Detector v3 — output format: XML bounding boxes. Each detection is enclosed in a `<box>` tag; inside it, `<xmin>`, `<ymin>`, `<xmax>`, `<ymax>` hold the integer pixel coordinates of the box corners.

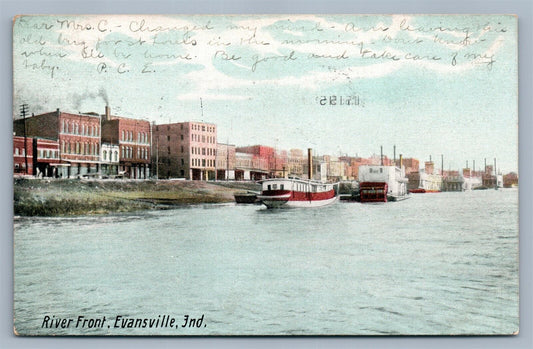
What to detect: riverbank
<box><xmin>13</xmin><ymin>178</ymin><xmax>261</xmax><ymax>216</ymax></box>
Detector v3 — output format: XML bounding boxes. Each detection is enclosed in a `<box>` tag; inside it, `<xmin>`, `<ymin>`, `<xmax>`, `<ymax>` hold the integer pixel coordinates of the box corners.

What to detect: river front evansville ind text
<box><xmin>41</xmin><ymin>314</ymin><xmax>206</xmax><ymax>329</ymax></box>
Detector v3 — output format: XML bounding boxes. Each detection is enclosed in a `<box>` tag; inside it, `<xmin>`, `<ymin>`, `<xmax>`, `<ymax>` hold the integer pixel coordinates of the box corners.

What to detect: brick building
<box><xmin>33</xmin><ymin>138</ymin><xmax>60</xmax><ymax>177</ymax></box>
<box><xmin>153</xmin><ymin>121</ymin><xmax>217</xmax><ymax>180</ymax></box>
<box><xmin>14</xmin><ymin>109</ymin><xmax>101</xmax><ymax>178</ymax></box>
<box><xmin>14</xmin><ymin>135</ymin><xmax>62</xmax><ymax>177</ymax></box>
<box><xmin>235</xmin><ymin>145</ymin><xmax>273</xmax><ymax>180</ymax></box>
<box><xmin>13</xmin><ymin>136</ymin><xmax>34</xmax><ymax>175</ymax></box>
<box><xmin>101</xmin><ymin>106</ymin><xmax>151</xmax><ymax>179</ymax></box>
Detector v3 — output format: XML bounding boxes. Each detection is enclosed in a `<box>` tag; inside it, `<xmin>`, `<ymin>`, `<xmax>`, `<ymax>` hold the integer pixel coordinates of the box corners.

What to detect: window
<box><xmin>122</xmin><ymin>130</ymin><xmax>125</xmax><ymax>141</ymax></box>
<box><xmin>15</xmin><ymin>148</ymin><xmax>19</xmax><ymax>156</ymax></box>
<box><xmin>103</xmin><ymin>150</ymin><xmax>107</xmax><ymax>161</ymax></box>
<box><xmin>280</xmin><ymin>184</ymin><xmax>284</xmax><ymax>190</ymax></box>
<box><xmin>202</xmin><ymin>159</ymin><xmax>206</xmax><ymax>167</ymax></box>
<box><xmin>180</xmin><ymin>134</ymin><xmax>183</xmax><ymax>140</ymax></box>
<box><xmin>181</xmin><ymin>146</ymin><xmax>184</xmax><ymax>153</ymax></box>
<box><xmin>181</xmin><ymin>159</ymin><xmax>184</xmax><ymax>165</ymax></box>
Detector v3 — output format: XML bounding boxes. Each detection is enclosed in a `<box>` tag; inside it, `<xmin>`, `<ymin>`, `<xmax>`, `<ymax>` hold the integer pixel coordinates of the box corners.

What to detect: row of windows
<box><xmin>191</xmin><ymin>133</ymin><xmax>215</xmax><ymax>144</ymax></box>
<box><xmin>122</xmin><ymin>130</ymin><xmax>149</xmax><ymax>143</ymax></box>
<box><xmin>102</xmin><ymin>150</ymin><xmax>119</xmax><ymax>162</ymax></box>
<box><xmin>191</xmin><ymin>158</ymin><xmax>215</xmax><ymax>167</ymax></box>
<box><xmin>192</xmin><ymin>124</ymin><xmax>215</xmax><ymax>133</ymax></box>
<box><xmin>62</xmin><ymin>120</ymin><xmax>100</xmax><ymax>137</ymax></box>
<box><xmin>192</xmin><ymin>147</ymin><xmax>216</xmax><ymax>156</ymax></box>
<box><xmin>38</xmin><ymin>149</ymin><xmax>59</xmax><ymax>159</ymax></box>
<box><xmin>13</xmin><ymin>148</ymin><xmax>26</xmax><ymax>156</ymax></box>
<box><xmin>121</xmin><ymin>146</ymin><xmax>149</xmax><ymax>160</ymax></box>
<box><xmin>61</xmin><ymin>141</ymin><xmax>99</xmax><ymax>156</ymax></box>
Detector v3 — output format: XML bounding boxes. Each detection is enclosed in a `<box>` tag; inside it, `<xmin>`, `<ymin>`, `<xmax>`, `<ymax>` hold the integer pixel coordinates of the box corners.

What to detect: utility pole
<box><xmin>156</xmin><ymin>136</ymin><xmax>159</xmax><ymax>179</ymax></box>
<box><xmin>20</xmin><ymin>104</ymin><xmax>29</xmax><ymax>175</ymax></box>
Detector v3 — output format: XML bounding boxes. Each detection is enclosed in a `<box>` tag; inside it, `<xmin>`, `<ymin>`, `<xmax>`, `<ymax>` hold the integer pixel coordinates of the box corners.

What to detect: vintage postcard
<box><xmin>12</xmin><ymin>14</ymin><xmax>518</xmax><ymax>335</ymax></box>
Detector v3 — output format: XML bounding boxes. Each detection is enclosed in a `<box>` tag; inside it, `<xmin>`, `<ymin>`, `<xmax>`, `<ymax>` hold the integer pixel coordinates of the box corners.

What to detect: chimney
<box><xmin>399</xmin><ymin>154</ymin><xmax>403</xmax><ymax>169</ymax></box>
<box><xmin>105</xmin><ymin>105</ymin><xmax>110</xmax><ymax>121</ymax></box>
<box><xmin>308</xmin><ymin>148</ymin><xmax>313</xmax><ymax>180</ymax></box>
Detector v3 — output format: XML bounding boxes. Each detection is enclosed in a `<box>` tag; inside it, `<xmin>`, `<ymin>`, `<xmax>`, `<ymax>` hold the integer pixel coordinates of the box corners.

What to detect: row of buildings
<box><xmin>12</xmin><ymin>106</ymin><xmax>519</xmax><ymax>188</ymax></box>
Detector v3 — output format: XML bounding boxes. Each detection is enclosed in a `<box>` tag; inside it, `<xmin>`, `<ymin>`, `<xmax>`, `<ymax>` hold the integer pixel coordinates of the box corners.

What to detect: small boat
<box><xmin>234</xmin><ymin>191</ymin><xmax>259</xmax><ymax>204</ymax></box>
<box><xmin>257</xmin><ymin>178</ymin><xmax>337</xmax><ymax>208</ymax></box>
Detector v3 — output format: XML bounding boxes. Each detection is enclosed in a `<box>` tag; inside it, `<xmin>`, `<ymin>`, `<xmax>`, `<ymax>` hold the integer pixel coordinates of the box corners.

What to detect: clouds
<box><xmin>12</xmin><ymin>15</ymin><xmax>518</xmax><ymax>171</ymax></box>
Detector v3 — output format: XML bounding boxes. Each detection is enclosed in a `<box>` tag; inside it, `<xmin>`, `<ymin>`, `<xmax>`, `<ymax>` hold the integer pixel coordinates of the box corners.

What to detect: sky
<box><xmin>12</xmin><ymin>14</ymin><xmax>518</xmax><ymax>173</ymax></box>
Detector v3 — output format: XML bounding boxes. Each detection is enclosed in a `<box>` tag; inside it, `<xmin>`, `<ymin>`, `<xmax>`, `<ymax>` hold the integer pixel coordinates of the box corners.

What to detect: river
<box><xmin>14</xmin><ymin>189</ymin><xmax>519</xmax><ymax>335</ymax></box>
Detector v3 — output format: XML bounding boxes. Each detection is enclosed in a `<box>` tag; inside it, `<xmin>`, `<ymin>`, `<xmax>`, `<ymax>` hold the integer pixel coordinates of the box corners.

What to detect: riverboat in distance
<box><xmin>357</xmin><ymin>153</ymin><xmax>409</xmax><ymax>203</ymax></box>
<box><xmin>257</xmin><ymin>148</ymin><xmax>338</xmax><ymax>208</ymax></box>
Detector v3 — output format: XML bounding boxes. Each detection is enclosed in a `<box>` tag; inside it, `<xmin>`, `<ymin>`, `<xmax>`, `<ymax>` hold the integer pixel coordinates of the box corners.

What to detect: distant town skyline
<box><xmin>13</xmin><ymin>15</ymin><xmax>518</xmax><ymax>173</ymax></box>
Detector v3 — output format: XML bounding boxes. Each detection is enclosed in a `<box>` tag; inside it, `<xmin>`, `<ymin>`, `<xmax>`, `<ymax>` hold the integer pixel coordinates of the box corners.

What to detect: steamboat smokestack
<box><xmin>307</xmin><ymin>148</ymin><xmax>313</xmax><ymax>180</ymax></box>
<box><xmin>380</xmin><ymin>146</ymin><xmax>383</xmax><ymax>166</ymax></box>
<box><xmin>399</xmin><ymin>154</ymin><xmax>403</xmax><ymax>169</ymax></box>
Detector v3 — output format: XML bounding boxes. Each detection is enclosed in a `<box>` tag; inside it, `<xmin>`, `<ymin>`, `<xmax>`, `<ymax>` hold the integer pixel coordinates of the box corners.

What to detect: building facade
<box><xmin>100</xmin><ymin>143</ymin><xmax>120</xmax><ymax>177</ymax></box>
<box><xmin>101</xmin><ymin>107</ymin><xmax>151</xmax><ymax>179</ymax></box>
<box><xmin>153</xmin><ymin>121</ymin><xmax>217</xmax><ymax>180</ymax></box>
<box><xmin>13</xmin><ymin>136</ymin><xmax>34</xmax><ymax>175</ymax></box>
<box><xmin>216</xmin><ymin>143</ymin><xmax>236</xmax><ymax>180</ymax></box>
<box><xmin>14</xmin><ymin>109</ymin><xmax>101</xmax><ymax>178</ymax></box>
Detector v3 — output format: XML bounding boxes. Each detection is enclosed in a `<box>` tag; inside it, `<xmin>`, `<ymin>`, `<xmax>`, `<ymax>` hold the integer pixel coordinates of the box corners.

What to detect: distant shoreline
<box><xmin>13</xmin><ymin>178</ymin><xmax>261</xmax><ymax>217</ymax></box>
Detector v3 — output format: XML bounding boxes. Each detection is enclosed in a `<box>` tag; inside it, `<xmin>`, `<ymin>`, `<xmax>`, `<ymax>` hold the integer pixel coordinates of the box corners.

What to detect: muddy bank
<box><xmin>13</xmin><ymin>178</ymin><xmax>260</xmax><ymax>216</ymax></box>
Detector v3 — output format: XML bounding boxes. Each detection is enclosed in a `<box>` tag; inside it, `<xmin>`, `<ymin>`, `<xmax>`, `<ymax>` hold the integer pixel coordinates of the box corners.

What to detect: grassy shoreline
<box><xmin>13</xmin><ymin>178</ymin><xmax>261</xmax><ymax>217</ymax></box>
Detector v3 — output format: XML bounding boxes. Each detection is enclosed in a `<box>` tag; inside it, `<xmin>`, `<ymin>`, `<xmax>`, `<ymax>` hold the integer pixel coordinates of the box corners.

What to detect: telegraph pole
<box><xmin>20</xmin><ymin>104</ymin><xmax>29</xmax><ymax>174</ymax></box>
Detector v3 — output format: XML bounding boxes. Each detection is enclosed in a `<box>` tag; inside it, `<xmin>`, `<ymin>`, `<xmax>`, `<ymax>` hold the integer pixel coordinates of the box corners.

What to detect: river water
<box><xmin>14</xmin><ymin>189</ymin><xmax>519</xmax><ymax>335</ymax></box>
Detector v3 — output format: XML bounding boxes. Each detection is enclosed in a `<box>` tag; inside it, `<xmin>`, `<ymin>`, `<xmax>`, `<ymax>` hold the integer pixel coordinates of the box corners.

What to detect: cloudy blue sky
<box><xmin>13</xmin><ymin>15</ymin><xmax>518</xmax><ymax>172</ymax></box>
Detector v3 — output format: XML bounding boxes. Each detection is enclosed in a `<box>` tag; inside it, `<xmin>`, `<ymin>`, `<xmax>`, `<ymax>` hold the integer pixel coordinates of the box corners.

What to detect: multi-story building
<box><xmin>235</xmin><ymin>152</ymin><xmax>254</xmax><ymax>180</ymax></box>
<box><xmin>13</xmin><ymin>136</ymin><xmax>33</xmax><ymax>175</ymax></box>
<box><xmin>100</xmin><ymin>143</ymin><xmax>120</xmax><ymax>177</ymax></box>
<box><xmin>153</xmin><ymin>121</ymin><xmax>217</xmax><ymax>180</ymax></box>
<box><xmin>14</xmin><ymin>109</ymin><xmax>101</xmax><ymax>178</ymax></box>
<box><xmin>101</xmin><ymin>106</ymin><xmax>151</xmax><ymax>179</ymax></box>
<box><xmin>235</xmin><ymin>145</ymin><xmax>272</xmax><ymax>180</ymax></box>
<box><xmin>33</xmin><ymin>138</ymin><xmax>60</xmax><ymax>177</ymax></box>
<box><xmin>287</xmin><ymin>149</ymin><xmax>305</xmax><ymax>177</ymax></box>
<box><xmin>216</xmin><ymin>143</ymin><xmax>236</xmax><ymax>180</ymax></box>
<box><xmin>13</xmin><ymin>135</ymin><xmax>60</xmax><ymax>177</ymax></box>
